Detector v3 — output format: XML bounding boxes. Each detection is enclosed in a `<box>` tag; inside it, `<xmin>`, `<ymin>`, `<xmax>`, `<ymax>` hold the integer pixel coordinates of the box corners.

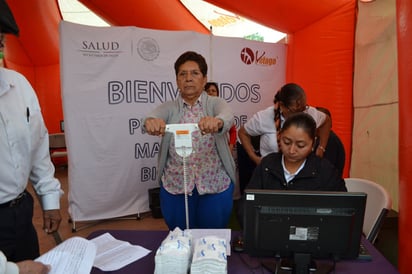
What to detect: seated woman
<box><xmin>234</xmin><ymin>112</ymin><xmax>345</xmax><ymax>252</ymax></box>
<box><xmin>246</xmin><ymin>112</ymin><xmax>346</xmax><ymax>191</ymax></box>
<box><xmin>237</xmin><ymin>83</ymin><xmax>331</xmax><ymax>196</ymax></box>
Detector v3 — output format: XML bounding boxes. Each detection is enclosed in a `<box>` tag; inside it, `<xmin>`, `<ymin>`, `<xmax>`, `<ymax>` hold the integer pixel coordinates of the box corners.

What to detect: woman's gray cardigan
<box><xmin>143</xmin><ymin>92</ymin><xmax>236</xmax><ymax>186</ymax></box>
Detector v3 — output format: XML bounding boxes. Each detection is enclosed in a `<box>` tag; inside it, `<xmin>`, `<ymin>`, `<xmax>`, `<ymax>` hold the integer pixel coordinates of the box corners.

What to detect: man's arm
<box><xmin>1</xmin><ymin>251</ymin><xmax>50</xmax><ymax>274</ymax></box>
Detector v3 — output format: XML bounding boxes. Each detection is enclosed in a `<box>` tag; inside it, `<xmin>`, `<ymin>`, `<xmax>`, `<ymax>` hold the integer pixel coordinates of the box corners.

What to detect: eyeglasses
<box><xmin>177</xmin><ymin>70</ymin><xmax>203</xmax><ymax>79</ymax></box>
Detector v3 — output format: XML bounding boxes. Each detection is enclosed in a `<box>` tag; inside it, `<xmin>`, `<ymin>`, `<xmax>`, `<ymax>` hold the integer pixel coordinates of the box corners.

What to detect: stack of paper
<box><xmin>35</xmin><ymin>233</ymin><xmax>152</xmax><ymax>274</ymax></box>
<box><xmin>35</xmin><ymin>237</ymin><xmax>96</xmax><ymax>274</ymax></box>
<box><xmin>190</xmin><ymin>236</ymin><xmax>227</xmax><ymax>274</ymax></box>
<box><xmin>90</xmin><ymin>233</ymin><xmax>151</xmax><ymax>271</ymax></box>
<box><xmin>154</xmin><ymin>228</ymin><xmax>193</xmax><ymax>274</ymax></box>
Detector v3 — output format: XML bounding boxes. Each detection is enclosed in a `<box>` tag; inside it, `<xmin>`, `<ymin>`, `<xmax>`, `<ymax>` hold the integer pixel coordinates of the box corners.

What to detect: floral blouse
<box><xmin>161</xmin><ymin>100</ymin><xmax>231</xmax><ymax>195</ymax></box>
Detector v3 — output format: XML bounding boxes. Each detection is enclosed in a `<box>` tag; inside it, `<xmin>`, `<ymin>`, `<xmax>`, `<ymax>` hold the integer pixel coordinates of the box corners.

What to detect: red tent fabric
<box><xmin>397</xmin><ymin>0</ymin><xmax>412</xmax><ymax>271</ymax></box>
<box><xmin>4</xmin><ymin>0</ymin><xmax>62</xmax><ymax>133</ymax></box>
<box><xmin>4</xmin><ymin>0</ymin><xmax>411</xmax><ymax>270</ymax></box>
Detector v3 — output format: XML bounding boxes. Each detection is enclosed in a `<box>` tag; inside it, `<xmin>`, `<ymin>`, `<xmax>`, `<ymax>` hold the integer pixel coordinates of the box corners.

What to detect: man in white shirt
<box><xmin>0</xmin><ymin>251</ymin><xmax>49</xmax><ymax>274</ymax></box>
<box><xmin>0</xmin><ymin>3</ymin><xmax>63</xmax><ymax>262</ymax></box>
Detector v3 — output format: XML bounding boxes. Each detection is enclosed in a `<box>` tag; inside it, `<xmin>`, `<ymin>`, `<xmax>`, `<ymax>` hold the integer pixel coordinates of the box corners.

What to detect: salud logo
<box><xmin>240</xmin><ymin>47</ymin><xmax>277</xmax><ymax>66</ymax></box>
<box><xmin>78</xmin><ymin>40</ymin><xmax>123</xmax><ymax>57</ymax></box>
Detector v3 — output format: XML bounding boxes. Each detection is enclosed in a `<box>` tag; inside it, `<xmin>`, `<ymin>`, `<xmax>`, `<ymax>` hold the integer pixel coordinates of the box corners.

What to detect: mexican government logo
<box><xmin>137</xmin><ymin>37</ymin><xmax>160</xmax><ymax>61</ymax></box>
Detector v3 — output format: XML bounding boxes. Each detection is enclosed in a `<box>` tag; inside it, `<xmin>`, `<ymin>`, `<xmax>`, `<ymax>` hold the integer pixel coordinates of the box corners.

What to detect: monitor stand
<box><xmin>261</xmin><ymin>253</ymin><xmax>335</xmax><ymax>274</ymax></box>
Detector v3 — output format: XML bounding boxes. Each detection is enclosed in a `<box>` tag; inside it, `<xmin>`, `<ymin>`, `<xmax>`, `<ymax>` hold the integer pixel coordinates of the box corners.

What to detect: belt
<box><xmin>0</xmin><ymin>192</ymin><xmax>27</xmax><ymax>208</ymax></box>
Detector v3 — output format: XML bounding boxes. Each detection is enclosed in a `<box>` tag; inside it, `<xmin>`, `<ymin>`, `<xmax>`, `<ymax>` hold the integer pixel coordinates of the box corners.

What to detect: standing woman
<box><xmin>144</xmin><ymin>51</ymin><xmax>236</xmax><ymax>230</ymax></box>
<box><xmin>237</xmin><ymin>83</ymin><xmax>332</xmax><ymax>194</ymax></box>
<box><xmin>238</xmin><ymin>82</ymin><xmax>331</xmax><ymax>167</ymax></box>
<box><xmin>205</xmin><ymin>82</ymin><xmax>237</xmax><ymax>152</ymax></box>
<box><xmin>205</xmin><ymin>81</ymin><xmax>240</xmax><ymax>201</ymax></box>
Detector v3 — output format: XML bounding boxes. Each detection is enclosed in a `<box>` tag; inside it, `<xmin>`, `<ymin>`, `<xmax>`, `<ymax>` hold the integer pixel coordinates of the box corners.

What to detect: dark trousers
<box><xmin>160</xmin><ymin>183</ymin><xmax>234</xmax><ymax>230</ymax></box>
<box><xmin>236</xmin><ymin>141</ymin><xmax>257</xmax><ymax>195</ymax></box>
<box><xmin>236</xmin><ymin>142</ymin><xmax>258</xmax><ymax>230</ymax></box>
<box><xmin>0</xmin><ymin>191</ymin><xmax>40</xmax><ymax>262</ymax></box>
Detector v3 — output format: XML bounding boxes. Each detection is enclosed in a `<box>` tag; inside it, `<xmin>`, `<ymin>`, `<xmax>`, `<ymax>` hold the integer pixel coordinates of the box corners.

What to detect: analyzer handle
<box><xmin>165</xmin><ymin>123</ymin><xmax>199</xmax><ymax>157</ymax></box>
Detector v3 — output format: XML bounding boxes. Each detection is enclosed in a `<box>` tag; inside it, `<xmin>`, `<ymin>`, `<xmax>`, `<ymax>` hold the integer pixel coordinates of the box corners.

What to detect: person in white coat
<box><xmin>0</xmin><ymin>251</ymin><xmax>49</xmax><ymax>274</ymax></box>
<box><xmin>0</xmin><ymin>5</ymin><xmax>63</xmax><ymax>262</ymax></box>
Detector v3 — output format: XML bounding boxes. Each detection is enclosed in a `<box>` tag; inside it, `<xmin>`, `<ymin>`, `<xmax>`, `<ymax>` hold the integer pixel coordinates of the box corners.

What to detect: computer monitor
<box><xmin>243</xmin><ymin>189</ymin><xmax>367</xmax><ymax>273</ymax></box>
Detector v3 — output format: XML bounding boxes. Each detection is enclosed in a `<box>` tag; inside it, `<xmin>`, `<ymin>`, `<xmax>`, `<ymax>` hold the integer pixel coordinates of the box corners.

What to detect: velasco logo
<box><xmin>240</xmin><ymin>47</ymin><xmax>277</xmax><ymax>66</ymax></box>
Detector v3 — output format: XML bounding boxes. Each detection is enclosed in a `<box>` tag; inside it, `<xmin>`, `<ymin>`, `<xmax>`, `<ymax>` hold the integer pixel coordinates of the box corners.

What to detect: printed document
<box><xmin>35</xmin><ymin>233</ymin><xmax>152</xmax><ymax>273</ymax></box>
<box><xmin>90</xmin><ymin>232</ymin><xmax>151</xmax><ymax>271</ymax></box>
<box><xmin>35</xmin><ymin>236</ymin><xmax>96</xmax><ymax>274</ymax></box>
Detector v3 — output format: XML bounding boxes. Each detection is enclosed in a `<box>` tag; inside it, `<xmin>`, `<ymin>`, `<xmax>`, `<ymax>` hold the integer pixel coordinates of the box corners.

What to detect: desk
<box><xmin>88</xmin><ymin>230</ymin><xmax>399</xmax><ymax>274</ymax></box>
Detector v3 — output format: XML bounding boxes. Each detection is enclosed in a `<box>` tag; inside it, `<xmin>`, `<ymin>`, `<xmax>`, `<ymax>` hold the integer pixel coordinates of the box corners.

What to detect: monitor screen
<box><xmin>243</xmin><ymin>189</ymin><xmax>366</xmax><ymax>265</ymax></box>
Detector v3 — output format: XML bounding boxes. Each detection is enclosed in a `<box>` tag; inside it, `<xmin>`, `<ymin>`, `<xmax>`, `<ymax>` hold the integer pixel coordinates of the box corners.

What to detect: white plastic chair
<box><xmin>344</xmin><ymin>178</ymin><xmax>392</xmax><ymax>244</ymax></box>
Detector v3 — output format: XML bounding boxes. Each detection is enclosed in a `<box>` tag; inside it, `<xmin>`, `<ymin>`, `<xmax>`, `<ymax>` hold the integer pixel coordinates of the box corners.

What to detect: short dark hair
<box><xmin>0</xmin><ymin>0</ymin><xmax>20</xmax><ymax>36</ymax></box>
<box><xmin>205</xmin><ymin>82</ymin><xmax>219</xmax><ymax>95</ymax></box>
<box><xmin>174</xmin><ymin>51</ymin><xmax>208</xmax><ymax>77</ymax></box>
<box><xmin>281</xmin><ymin>112</ymin><xmax>316</xmax><ymax>141</ymax></box>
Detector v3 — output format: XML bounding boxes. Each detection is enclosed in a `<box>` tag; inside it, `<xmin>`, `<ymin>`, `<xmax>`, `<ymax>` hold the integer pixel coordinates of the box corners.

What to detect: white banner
<box><xmin>59</xmin><ymin>21</ymin><xmax>286</xmax><ymax>222</ymax></box>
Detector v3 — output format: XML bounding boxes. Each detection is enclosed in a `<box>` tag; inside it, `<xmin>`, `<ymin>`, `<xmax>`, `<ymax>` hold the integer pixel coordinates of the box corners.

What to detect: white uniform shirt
<box><xmin>243</xmin><ymin>106</ymin><xmax>278</xmax><ymax>157</ymax></box>
<box><xmin>243</xmin><ymin>105</ymin><xmax>326</xmax><ymax>157</ymax></box>
<box><xmin>0</xmin><ymin>252</ymin><xmax>18</xmax><ymax>274</ymax></box>
<box><xmin>0</xmin><ymin>68</ymin><xmax>62</xmax><ymax>209</ymax></box>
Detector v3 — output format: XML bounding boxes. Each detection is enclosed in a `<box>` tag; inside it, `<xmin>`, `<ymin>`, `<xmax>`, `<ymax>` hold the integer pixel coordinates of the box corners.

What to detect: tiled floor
<box><xmin>29</xmin><ymin>166</ymin><xmax>168</xmax><ymax>255</ymax></box>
